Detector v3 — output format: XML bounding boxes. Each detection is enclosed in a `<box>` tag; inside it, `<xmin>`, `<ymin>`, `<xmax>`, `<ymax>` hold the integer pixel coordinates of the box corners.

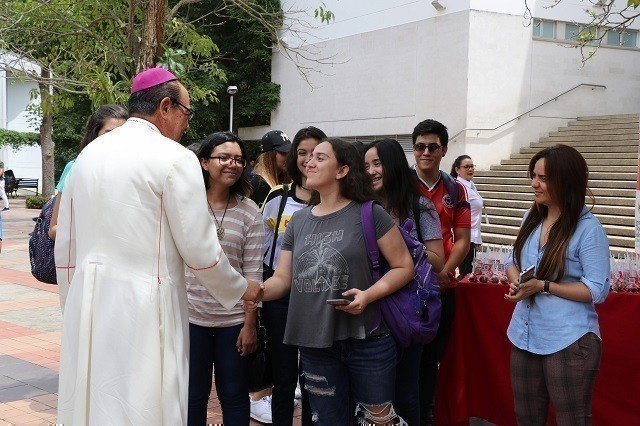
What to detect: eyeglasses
<box><xmin>170</xmin><ymin>98</ymin><xmax>195</xmax><ymax>121</ymax></box>
<box><xmin>460</xmin><ymin>164</ymin><xmax>475</xmax><ymax>169</ymax></box>
<box><xmin>413</xmin><ymin>142</ymin><xmax>442</xmax><ymax>153</ymax></box>
<box><xmin>210</xmin><ymin>155</ymin><xmax>247</xmax><ymax>167</ymax></box>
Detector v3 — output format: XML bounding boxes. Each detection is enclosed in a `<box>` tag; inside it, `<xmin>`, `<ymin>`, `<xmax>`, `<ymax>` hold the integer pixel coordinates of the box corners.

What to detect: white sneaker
<box><xmin>294</xmin><ymin>385</ymin><xmax>302</xmax><ymax>400</ymax></box>
<box><xmin>250</xmin><ymin>396</ymin><xmax>273</xmax><ymax>424</ymax></box>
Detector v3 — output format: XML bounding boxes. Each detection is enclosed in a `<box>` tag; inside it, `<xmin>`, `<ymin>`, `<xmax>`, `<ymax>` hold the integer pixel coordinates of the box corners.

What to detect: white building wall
<box><xmin>239</xmin><ymin>1</ymin><xmax>640</xmax><ymax>171</ymax></box>
<box><xmin>0</xmin><ymin>67</ymin><xmax>42</xmax><ymax>188</ymax></box>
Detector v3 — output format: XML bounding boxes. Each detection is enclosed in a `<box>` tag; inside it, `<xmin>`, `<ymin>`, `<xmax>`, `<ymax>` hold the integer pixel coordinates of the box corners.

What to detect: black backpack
<box><xmin>29</xmin><ymin>196</ymin><xmax>57</xmax><ymax>284</ymax></box>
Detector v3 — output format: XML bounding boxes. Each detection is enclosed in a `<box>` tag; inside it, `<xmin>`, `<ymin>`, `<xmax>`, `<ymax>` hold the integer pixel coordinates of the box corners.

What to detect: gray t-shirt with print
<box><xmin>281</xmin><ymin>201</ymin><xmax>395</xmax><ymax>348</ymax></box>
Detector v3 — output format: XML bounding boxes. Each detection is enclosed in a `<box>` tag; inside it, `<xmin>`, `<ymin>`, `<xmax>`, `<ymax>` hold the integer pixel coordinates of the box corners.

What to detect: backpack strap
<box><xmin>412</xmin><ymin>196</ymin><xmax>424</xmax><ymax>244</ymax></box>
<box><xmin>267</xmin><ymin>184</ymin><xmax>289</xmax><ymax>269</ymax></box>
<box><xmin>440</xmin><ymin>172</ymin><xmax>459</xmax><ymax>209</ymax></box>
<box><xmin>360</xmin><ymin>200</ymin><xmax>382</xmax><ymax>282</ymax></box>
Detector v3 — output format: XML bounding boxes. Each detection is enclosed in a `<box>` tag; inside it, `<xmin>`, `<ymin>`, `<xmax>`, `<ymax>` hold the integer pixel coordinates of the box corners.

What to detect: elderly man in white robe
<box><xmin>54</xmin><ymin>68</ymin><xmax>263</xmax><ymax>425</ymax></box>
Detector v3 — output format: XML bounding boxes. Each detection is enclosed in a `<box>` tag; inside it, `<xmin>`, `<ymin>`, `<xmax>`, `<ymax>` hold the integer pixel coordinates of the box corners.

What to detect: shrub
<box><xmin>25</xmin><ymin>195</ymin><xmax>48</xmax><ymax>209</ymax></box>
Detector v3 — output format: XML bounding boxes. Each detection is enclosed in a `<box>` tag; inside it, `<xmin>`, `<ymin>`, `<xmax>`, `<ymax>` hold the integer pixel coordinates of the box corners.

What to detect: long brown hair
<box><xmin>309</xmin><ymin>138</ymin><xmax>375</xmax><ymax>205</ymax></box>
<box><xmin>254</xmin><ymin>151</ymin><xmax>290</xmax><ymax>188</ymax></box>
<box><xmin>513</xmin><ymin>144</ymin><xmax>592</xmax><ymax>281</ymax></box>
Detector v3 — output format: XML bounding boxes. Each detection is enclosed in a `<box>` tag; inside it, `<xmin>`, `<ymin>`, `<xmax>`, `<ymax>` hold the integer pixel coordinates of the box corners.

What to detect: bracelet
<box><xmin>541</xmin><ymin>280</ymin><xmax>551</xmax><ymax>294</ymax></box>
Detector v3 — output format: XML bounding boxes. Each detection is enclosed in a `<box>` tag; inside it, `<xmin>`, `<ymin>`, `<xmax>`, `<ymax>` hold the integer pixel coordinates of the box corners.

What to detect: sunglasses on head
<box><xmin>413</xmin><ymin>142</ymin><xmax>442</xmax><ymax>153</ymax></box>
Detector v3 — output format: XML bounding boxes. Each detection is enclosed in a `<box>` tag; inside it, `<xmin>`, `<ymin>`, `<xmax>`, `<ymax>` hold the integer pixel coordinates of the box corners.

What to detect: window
<box><xmin>606</xmin><ymin>29</ymin><xmax>638</xmax><ymax>47</ymax></box>
<box><xmin>565</xmin><ymin>23</ymin><xmax>596</xmax><ymax>42</ymax></box>
<box><xmin>533</xmin><ymin>19</ymin><xmax>555</xmax><ymax>38</ymax></box>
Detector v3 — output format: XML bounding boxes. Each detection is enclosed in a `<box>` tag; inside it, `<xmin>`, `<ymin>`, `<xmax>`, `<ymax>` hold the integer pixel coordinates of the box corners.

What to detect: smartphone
<box><xmin>519</xmin><ymin>265</ymin><xmax>536</xmax><ymax>286</ymax></box>
<box><xmin>326</xmin><ymin>298</ymin><xmax>350</xmax><ymax>306</ymax></box>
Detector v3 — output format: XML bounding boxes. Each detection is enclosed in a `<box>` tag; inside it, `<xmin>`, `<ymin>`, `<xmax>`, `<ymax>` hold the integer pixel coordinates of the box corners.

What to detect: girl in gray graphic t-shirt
<box><xmin>262</xmin><ymin>138</ymin><xmax>415</xmax><ymax>425</ymax></box>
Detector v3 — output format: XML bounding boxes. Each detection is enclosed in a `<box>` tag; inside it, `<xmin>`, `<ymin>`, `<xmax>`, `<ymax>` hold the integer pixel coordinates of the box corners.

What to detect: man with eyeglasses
<box><xmin>411</xmin><ymin>118</ymin><xmax>471</xmax><ymax>425</ymax></box>
<box><xmin>54</xmin><ymin>67</ymin><xmax>263</xmax><ymax>425</ymax></box>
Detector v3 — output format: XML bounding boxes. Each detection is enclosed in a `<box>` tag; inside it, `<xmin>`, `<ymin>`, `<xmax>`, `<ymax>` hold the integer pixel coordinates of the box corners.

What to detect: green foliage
<box><xmin>0</xmin><ymin>129</ymin><xmax>39</xmax><ymax>150</ymax></box>
<box><xmin>630</xmin><ymin>0</ymin><xmax>640</xmax><ymax>8</ymax></box>
<box><xmin>174</xmin><ymin>0</ymin><xmax>281</xmax><ymax>140</ymax></box>
<box><xmin>25</xmin><ymin>194</ymin><xmax>48</xmax><ymax>209</ymax></box>
<box><xmin>48</xmin><ymin>0</ymin><xmax>283</xmax><ymax>179</ymax></box>
<box><xmin>0</xmin><ymin>0</ymin><xmax>225</xmax><ymax>113</ymax></box>
<box><xmin>315</xmin><ymin>3</ymin><xmax>335</xmax><ymax>24</ymax></box>
<box><xmin>51</xmin><ymin>96</ymin><xmax>91</xmax><ymax>180</ymax></box>
<box><xmin>576</xmin><ymin>25</ymin><xmax>598</xmax><ymax>43</ymax></box>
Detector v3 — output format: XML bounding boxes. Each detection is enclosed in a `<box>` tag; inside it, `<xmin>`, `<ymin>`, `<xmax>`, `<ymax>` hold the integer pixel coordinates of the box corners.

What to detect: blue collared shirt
<box><xmin>506</xmin><ymin>206</ymin><xmax>610</xmax><ymax>355</ymax></box>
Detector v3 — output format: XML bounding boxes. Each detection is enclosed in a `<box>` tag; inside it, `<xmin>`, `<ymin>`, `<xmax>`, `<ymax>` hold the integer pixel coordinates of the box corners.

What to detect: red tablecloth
<box><xmin>434</xmin><ymin>282</ymin><xmax>640</xmax><ymax>425</ymax></box>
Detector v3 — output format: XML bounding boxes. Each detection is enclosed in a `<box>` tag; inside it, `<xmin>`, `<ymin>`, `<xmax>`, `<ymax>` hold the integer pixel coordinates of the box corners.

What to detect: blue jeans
<box><xmin>263</xmin><ymin>299</ymin><xmax>312</xmax><ymax>425</ymax></box>
<box><xmin>188</xmin><ymin>323</ymin><xmax>249</xmax><ymax>426</ymax></box>
<box><xmin>395</xmin><ymin>342</ymin><xmax>424</xmax><ymax>425</ymax></box>
<box><xmin>300</xmin><ymin>335</ymin><xmax>400</xmax><ymax>425</ymax></box>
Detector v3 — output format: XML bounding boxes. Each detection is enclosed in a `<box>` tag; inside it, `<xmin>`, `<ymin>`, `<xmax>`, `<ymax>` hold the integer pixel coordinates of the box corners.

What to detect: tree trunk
<box><xmin>39</xmin><ymin>68</ymin><xmax>55</xmax><ymax>199</ymax></box>
<box><xmin>138</xmin><ymin>0</ymin><xmax>167</xmax><ymax>72</ymax></box>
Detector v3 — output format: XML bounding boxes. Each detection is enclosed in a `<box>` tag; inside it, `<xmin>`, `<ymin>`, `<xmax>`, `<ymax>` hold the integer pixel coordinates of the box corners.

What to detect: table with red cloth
<box><xmin>434</xmin><ymin>281</ymin><xmax>640</xmax><ymax>425</ymax></box>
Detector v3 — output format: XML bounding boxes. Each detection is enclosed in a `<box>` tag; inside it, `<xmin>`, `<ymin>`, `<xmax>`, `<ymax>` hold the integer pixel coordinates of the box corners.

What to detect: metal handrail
<box><xmin>450</xmin><ymin>83</ymin><xmax>607</xmax><ymax>141</ymax></box>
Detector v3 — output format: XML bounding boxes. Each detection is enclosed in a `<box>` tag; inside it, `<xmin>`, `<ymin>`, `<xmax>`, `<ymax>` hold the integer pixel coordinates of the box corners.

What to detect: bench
<box><xmin>15</xmin><ymin>178</ymin><xmax>39</xmax><ymax>196</ymax></box>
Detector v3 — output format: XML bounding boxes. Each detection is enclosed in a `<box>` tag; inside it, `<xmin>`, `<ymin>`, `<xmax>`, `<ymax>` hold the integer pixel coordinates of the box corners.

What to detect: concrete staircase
<box><xmin>474</xmin><ymin>114</ymin><xmax>638</xmax><ymax>254</ymax></box>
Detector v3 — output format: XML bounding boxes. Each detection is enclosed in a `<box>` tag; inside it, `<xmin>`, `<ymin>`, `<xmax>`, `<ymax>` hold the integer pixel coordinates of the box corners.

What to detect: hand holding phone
<box><xmin>326</xmin><ymin>298</ymin><xmax>350</xmax><ymax>306</ymax></box>
<box><xmin>518</xmin><ymin>265</ymin><xmax>536</xmax><ymax>288</ymax></box>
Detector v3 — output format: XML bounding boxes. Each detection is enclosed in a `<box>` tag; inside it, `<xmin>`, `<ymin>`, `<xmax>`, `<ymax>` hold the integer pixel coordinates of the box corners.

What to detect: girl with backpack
<box><xmin>260</xmin><ymin>126</ymin><xmax>326</xmax><ymax>425</ymax></box>
<box><xmin>363</xmin><ymin>138</ymin><xmax>445</xmax><ymax>425</ymax></box>
<box><xmin>186</xmin><ymin>132</ymin><xmax>264</xmax><ymax>425</ymax></box>
<box><xmin>261</xmin><ymin>138</ymin><xmax>414</xmax><ymax>425</ymax></box>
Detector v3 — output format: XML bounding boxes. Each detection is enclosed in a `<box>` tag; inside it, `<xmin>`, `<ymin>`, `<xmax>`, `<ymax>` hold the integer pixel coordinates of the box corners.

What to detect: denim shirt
<box><xmin>505</xmin><ymin>206</ymin><xmax>610</xmax><ymax>355</ymax></box>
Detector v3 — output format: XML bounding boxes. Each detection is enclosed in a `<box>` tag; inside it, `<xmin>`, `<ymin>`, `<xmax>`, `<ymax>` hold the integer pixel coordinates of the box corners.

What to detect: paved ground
<box><xmin>0</xmin><ymin>198</ymin><xmax>295</xmax><ymax>425</ymax></box>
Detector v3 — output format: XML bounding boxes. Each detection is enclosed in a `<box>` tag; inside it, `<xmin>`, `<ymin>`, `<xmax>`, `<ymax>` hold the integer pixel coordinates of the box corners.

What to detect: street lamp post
<box><xmin>227</xmin><ymin>85</ymin><xmax>238</xmax><ymax>132</ymax></box>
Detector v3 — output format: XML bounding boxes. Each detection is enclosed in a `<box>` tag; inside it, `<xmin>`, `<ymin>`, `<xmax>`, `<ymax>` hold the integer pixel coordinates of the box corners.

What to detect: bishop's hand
<box><xmin>241</xmin><ymin>280</ymin><xmax>264</xmax><ymax>304</ymax></box>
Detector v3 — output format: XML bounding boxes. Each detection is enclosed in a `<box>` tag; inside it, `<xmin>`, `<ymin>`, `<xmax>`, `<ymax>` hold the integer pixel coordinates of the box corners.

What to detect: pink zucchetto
<box><xmin>130</xmin><ymin>67</ymin><xmax>178</xmax><ymax>94</ymax></box>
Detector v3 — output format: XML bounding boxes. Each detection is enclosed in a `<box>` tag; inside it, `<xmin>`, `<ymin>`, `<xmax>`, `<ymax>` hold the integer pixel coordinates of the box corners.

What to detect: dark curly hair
<box><xmin>309</xmin><ymin>138</ymin><xmax>375</xmax><ymax>205</ymax></box>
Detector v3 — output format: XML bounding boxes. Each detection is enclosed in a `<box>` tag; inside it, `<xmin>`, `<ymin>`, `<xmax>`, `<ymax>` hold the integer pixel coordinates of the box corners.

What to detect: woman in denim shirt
<box><xmin>504</xmin><ymin>144</ymin><xmax>610</xmax><ymax>425</ymax></box>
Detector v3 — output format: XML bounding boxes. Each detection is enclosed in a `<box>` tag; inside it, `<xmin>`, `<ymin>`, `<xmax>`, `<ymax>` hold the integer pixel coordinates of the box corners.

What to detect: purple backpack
<box><xmin>361</xmin><ymin>201</ymin><xmax>441</xmax><ymax>347</ymax></box>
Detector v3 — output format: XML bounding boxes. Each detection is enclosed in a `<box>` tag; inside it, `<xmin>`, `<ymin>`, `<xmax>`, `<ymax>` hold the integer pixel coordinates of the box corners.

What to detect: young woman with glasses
<box><xmin>262</xmin><ymin>138</ymin><xmax>415</xmax><ymax>425</ymax></box>
<box><xmin>504</xmin><ymin>144</ymin><xmax>610</xmax><ymax>424</ymax></box>
<box><xmin>451</xmin><ymin>155</ymin><xmax>483</xmax><ymax>278</ymax></box>
<box><xmin>363</xmin><ymin>138</ymin><xmax>444</xmax><ymax>425</ymax></box>
<box><xmin>186</xmin><ymin>132</ymin><xmax>264</xmax><ymax>425</ymax></box>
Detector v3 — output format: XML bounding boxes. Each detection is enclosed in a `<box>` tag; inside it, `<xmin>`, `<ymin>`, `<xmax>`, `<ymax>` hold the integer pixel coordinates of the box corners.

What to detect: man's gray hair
<box><xmin>128</xmin><ymin>80</ymin><xmax>182</xmax><ymax>116</ymax></box>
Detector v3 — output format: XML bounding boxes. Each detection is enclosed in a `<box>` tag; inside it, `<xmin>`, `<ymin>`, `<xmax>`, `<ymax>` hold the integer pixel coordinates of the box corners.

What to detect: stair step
<box><xmin>475</xmin><ymin>170</ymin><xmax>636</xmax><ymax>181</ymax></box>
<box><xmin>567</xmin><ymin>122</ymin><xmax>639</xmax><ymax>130</ymax></box>
<box><xmin>473</xmin><ymin>176</ymin><xmax>636</xmax><ymax>188</ymax></box>
<box><xmin>484</xmin><ymin>206</ymin><xmax>635</xmax><ymax>224</ymax></box>
<box><xmin>501</xmin><ymin>157</ymin><xmax>636</xmax><ymax>166</ymax></box>
<box><xmin>483</xmin><ymin>198</ymin><xmax>633</xmax><ymax>216</ymax></box>
<box><xmin>480</xmin><ymin>191</ymin><xmax>634</xmax><ymax>206</ymax></box>
<box><xmin>537</xmin><ymin>138</ymin><xmax>638</xmax><ymax>145</ymax></box>
<box><xmin>481</xmin><ymin>222</ymin><xmax>634</xmax><ymax>238</ymax></box>
<box><xmin>481</xmin><ymin>232</ymin><xmax>634</xmax><ymax>251</ymax></box>
<box><xmin>521</xmin><ymin>145</ymin><xmax>637</xmax><ymax>153</ymax></box>
<box><xmin>552</xmin><ymin>128</ymin><xmax>639</xmax><ymax>137</ymax></box>
<box><xmin>506</xmin><ymin>151</ymin><xmax>638</xmax><ymax>164</ymax></box>
<box><xmin>475</xmin><ymin>184</ymin><xmax>634</xmax><ymax>198</ymax></box>
<box><xmin>491</xmin><ymin>164</ymin><xmax>637</xmax><ymax>173</ymax></box>
<box><xmin>577</xmin><ymin>114</ymin><xmax>639</xmax><ymax>121</ymax></box>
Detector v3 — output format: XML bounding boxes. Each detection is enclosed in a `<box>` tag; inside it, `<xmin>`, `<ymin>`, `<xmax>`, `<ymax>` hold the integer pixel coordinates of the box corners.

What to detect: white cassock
<box><xmin>54</xmin><ymin>117</ymin><xmax>247</xmax><ymax>425</ymax></box>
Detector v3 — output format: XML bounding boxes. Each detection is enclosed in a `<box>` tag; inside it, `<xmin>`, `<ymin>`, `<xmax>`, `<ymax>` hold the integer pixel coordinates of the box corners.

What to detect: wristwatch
<box><xmin>541</xmin><ymin>280</ymin><xmax>551</xmax><ymax>294</ymax></box>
